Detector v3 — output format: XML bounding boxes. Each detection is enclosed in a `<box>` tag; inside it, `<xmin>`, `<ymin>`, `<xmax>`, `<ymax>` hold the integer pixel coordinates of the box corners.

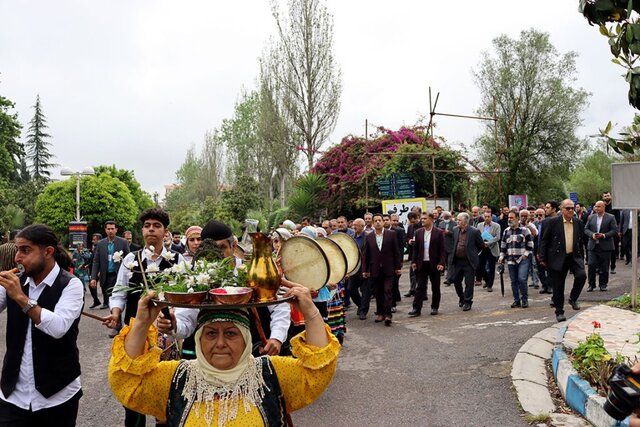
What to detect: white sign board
<box><xmin>424</xmin><ymin>198</ymin><xmax>451</xmax><ymax>213</ymax></box>
<box><xmin>612</xmin><ymin>162</ymin><xmax>640</xmax><ymax>209</ymax></box>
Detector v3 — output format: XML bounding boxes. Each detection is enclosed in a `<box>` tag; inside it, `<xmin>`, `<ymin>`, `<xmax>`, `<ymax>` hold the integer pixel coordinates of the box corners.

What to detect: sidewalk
<box><xmin>513</xmin><ymin>304</ymin><xmax>640</xmax><ymax>427</ymax></box>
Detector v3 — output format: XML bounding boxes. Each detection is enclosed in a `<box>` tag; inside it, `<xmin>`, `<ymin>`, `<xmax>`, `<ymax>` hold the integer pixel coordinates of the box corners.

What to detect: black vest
<box><xmin>1</xmin><ymin>268</ymin><xmax>82</xmax><ymax>398</ymax></box>
<box><xmin>166</xmin><ymin>357</ymin><xmax>287</xmax><ymax>426</ymax></box>
<box><xmin>125</xmin><ymin>250</ymin><xmax>176</xmax><ymax>325</ymax></box>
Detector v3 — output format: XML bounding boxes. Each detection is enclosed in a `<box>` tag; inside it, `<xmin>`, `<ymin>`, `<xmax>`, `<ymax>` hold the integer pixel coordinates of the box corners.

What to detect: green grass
<box><xmin>524</xmin><ymin>413</ymin><xmax>551</xmax><ymax>424</ymax></box>
<box><xmin>607</xmin><ymin>293</ymin><xmax>640</xmax><ymax>313</ymax></box>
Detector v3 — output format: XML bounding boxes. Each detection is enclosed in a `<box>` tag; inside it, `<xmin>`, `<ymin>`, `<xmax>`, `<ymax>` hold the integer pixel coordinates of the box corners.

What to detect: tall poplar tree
<box><xmin>25</xmin><ymin>95</ymin><xmax>56</xmax><ymax>181</ymax></box>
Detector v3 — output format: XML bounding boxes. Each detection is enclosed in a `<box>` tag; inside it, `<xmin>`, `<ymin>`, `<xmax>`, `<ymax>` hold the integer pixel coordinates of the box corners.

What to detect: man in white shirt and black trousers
<box><xmin>0</xmin><ymin>224</ymin><xmax>83</xmax><ymax>426</ymax></box>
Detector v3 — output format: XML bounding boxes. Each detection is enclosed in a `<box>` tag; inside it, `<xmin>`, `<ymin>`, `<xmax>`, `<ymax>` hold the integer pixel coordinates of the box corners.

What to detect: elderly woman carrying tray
<box><xmin>108</xmin><ymin>277</ymin><xmax>340</xmax><ymax>427</ymax></box>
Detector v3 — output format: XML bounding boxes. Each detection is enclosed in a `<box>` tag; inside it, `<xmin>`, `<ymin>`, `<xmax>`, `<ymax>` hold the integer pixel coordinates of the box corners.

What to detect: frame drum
<box><xmin>279</xmin><ymin>236</ymin><xmax>330</xmax><ymax>290</ymax></box>
<box><xmin>316</xmin><ymin>237</ymin><xmax>348</xmax><ymax>285</ymax></box>
<box><xmin>327</xmin><ymin>232</ymin><xmax>361</xmax><ymax>276</ymax></box>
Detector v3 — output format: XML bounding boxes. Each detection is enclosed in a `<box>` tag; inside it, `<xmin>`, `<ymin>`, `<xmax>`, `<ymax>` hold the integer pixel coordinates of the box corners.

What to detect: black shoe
<box><xmin>600</xmin><ymin>287</ymin><xmax>607</xmax><ymax>292</ymax></box>
<box><xmin>511</xmin><ymin>301</ymin><xmax>521</xmax><ymax>308</ymax></box>
<box><xmin>374</xmin><ymin>315</ymin><xmax>384</xmax><ymax>323</ymax></box>
<box><xmin>611</xmin><ymin>269</ymin><xmax>617</xmax><ymax>275</ymax></box>
<box><xmin>521</xmin><ymin>302</ymin><xmax>529</xmax><ymax>308</ymax></box>
<box><xmin>89</xmin><ymin>302</ymin><xmax>101</xmax><ymax>309</ymax></box>
<box><xmin>626</xmin><ymin>260</ymin><xmax>631</xmax><ymax>265</ymax></box>
<box><xmin>430</xmin><ymin>308</ymin><xmax>438</xmax><ymax>315</ymax></box>
<box><xmin>556</xmin><ymin>313</ymin><xmax>567</xmax><ymax>322</ymax></box>
<box><xmin>586</xmin><ymin>286</ymin><xmax>595</xmax><ymax>292</ymax></box>
<box><xmin>539</xmin><ymin>289</ymin><xmax>552</xmax><ymax>294</ymax></box>
<box><xmin>458</xmin><ymin>300</ymin><xmax>464</xmax><ymax>307</ymax></box>
<box><xmin>408</xmin><ymin>310</ymin><xmax>421</xmax><ymax>317</ymax></box>
<box><xmin>404</xmin><ymin>292</ymin><xmax>414</xmax><ymax>297</ymax></box>
<box><xmin>533</xmin><ymin>285</ymin><xmax>540</xmax><ymax>289</ymax></box>
<box><xmin>487</xmin><ymin>287</ymin><xmax>493</xmax><ymax>293</ymax></box>
<box><xmin>358</xmin><ymin>312</ymin><xmax>367</xmax><ymax>320</ymax></box>
<box><xmin>100</xmin><ymin>304</ymin><xmax>109</xmax><ymax>309</ymax></box>
<box><xmin>384</xmin><ymin>317</ymin><xmax>392</xmax><ymax>326</ymax></box>
<box><xmin>462</xmin><ymin>303</ymin><xmax>471</xmax><ymax>311</ymax></box>
<box><xmin>482</xmin><ymin>284</ymin><xmax>488</xmax><ymax>289</ymax></box>
<box><xmin>568</xmin><ymin>300</ymin><xmax>580</xmax><ymax>310</ymax></box>
<box><xmin>550</xmin><ymin>302</ymin><xmax>555</xmax><ymax>308</ymax></box>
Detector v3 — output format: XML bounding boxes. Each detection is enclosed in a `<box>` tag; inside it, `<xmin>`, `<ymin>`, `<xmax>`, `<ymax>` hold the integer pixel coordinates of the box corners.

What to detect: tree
<box><xmin>473</xmin><ymin>29</ymin><xmax>590</xmax><ymax>204</ymax></box>
<box><xmin>25</xmin><ymin>95</ymin><xmax>56</xmax><ymax>181</ymax></box>
<box><xmin>568</xmin><ymin>149</ymin><xmax>620</xmax><ymax>205</ymax></box>
<box><xmin>0</xmin><ymin>95</ymin><xmax>23</xmax><ymax>183</ymax></box>
<box><xmin>313</xmin><ymin>126</ymin><xmax>469</xmax><ymax>216</ymax></box>
<box><xmin>269</xmin><ymin>0</ymin><xmax>342</xmax><ymax>171</ymax></box>
<box><xmin>287</xmin><ymin>173</ymin><xmax>326</xmax><ymax>219</ymax></box>
<box><xmin>35</xmin><ymin>174</ymin><xmax>137</xmax><ymax>239</ymax></box>
<box><xmin>93</xmin><ymin>165</ymin><xmax>154</xmax><ymax>213</ymax></box>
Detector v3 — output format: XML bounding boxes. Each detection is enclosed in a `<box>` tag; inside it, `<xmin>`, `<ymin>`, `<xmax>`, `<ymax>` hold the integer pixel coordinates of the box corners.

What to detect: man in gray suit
<box><xmin>585</xmin><ymin>201</ymin><xmax>618</xmax><ymax>291</ymax></box>
<box><xmin>90</xmin><ymin>220</ymin><xmax>130</xmax><ymax>309</ymax></box>
<box><xmin>475</xmin><ymin>211</ymin><xmax>501</xmax><ymax>291</ymax></box>
<box><xmin>438</xmin><ymin>211</ymin><xmax>456</xmax><ymax>286</ymax></box>
<box><xmin>449</xmin><ymin>212</ymin><xmax>485</xmax><ymax>311</ymax></box>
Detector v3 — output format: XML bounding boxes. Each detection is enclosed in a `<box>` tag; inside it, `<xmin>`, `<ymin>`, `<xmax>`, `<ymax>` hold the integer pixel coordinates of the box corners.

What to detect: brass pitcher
<box><xmin>246</xmin><ymin>232</ymin><xmax>280</xmax><ymax>302</ymax></box>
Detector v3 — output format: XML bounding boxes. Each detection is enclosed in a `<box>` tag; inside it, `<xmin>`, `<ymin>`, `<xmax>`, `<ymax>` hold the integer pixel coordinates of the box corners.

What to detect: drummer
<box><xmin>158</xmin><ymin>220</ymin><xmax>291</xmax><ymax>357</ymax></box>
<box><xmin>109</xmin><ymin>279</ymin><xmax>340</xmax><ymax>426</ymax></box>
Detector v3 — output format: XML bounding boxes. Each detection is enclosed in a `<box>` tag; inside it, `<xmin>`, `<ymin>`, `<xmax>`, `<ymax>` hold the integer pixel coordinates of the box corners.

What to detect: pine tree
<box><xmin>25</xmin><ymin>95</ymin><xmax>56</xmax><ymax>181</ymax></box>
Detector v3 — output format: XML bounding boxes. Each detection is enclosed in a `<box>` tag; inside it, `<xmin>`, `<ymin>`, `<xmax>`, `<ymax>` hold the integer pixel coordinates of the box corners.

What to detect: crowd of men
<box><xmin>0</xmin><ymin>190</ymin><xmax>637</xmax><ymax>425</ymax></box>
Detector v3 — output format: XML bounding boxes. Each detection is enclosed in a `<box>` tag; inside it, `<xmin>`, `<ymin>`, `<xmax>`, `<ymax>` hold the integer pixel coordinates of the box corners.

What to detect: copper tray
<box><xmin>151</xmin><ymin>295</ymin><xmax>293</xmax><ymax>310</ymax></box>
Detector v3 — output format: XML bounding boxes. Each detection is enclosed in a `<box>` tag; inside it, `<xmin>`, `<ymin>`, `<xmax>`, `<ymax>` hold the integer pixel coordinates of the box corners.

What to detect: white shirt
<box><xmin>596</xmin><ymin>214</ymin><xmax>604</xmax><ymax>233</ymax></box>
<box><xmin>110</xmin><ymin>248</ymin><xmax>185</xmax><ymax>311</ymax></box>
<box><xmin>422</xmin><ymin>228</ymin><xmax>432</xmax><ymax>261</ymax></box>
<box><xmin>375</xmin><ymin>231</ymin><xmax>384</xmax><ymax>251</ymax></box>
<box><xmin>0</xmin><ymin>263</ymin><xmax>83</xmax><ymax>410</ymax></box>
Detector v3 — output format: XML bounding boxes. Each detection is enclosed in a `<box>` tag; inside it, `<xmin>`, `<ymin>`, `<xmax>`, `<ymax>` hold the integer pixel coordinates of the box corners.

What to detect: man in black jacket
<box><xmin>0</xmin><ymin>225</ymin><xmax>83</xmax><ymax>426</ymax></box>
<box><xmin>90</xmin><ymin>220</ymin><xmax>130</xmax><ymax>309</ymax></box>
<box><xmin>539</xmin><ymin>199</ymin><xmax>587</xmax><ymax>322</ymax></box>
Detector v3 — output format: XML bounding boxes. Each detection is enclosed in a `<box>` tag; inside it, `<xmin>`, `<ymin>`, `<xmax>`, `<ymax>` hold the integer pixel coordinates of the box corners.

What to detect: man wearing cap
<box><xmin>159</xmin><ymin>220</ymin><xmax>291</xmax><ymax>357</ymax></box>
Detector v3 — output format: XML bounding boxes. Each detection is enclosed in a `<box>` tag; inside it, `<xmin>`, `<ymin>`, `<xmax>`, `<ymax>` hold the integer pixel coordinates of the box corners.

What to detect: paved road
<box><xmin>0</xmin><ymin>260</ymin><xmax>634</xmax><ymax>426</ymax></box>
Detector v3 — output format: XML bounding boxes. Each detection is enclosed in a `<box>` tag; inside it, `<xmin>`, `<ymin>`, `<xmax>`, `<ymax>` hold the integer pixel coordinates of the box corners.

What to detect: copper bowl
<box><xmin>163</xmin><ymin>290</ymin><xmax>208</xmax><ymax>304</ymax></box>
<box><xmin>209</xmin><ymin>287</ymin><xmax>253</xmax><ymax>305</ymax></box>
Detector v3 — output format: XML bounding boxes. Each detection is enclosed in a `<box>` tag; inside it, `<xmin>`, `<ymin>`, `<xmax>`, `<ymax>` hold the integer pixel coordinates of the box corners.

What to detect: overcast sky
<box><xmin>0</xmin><ymin>1</ymin><xmax>635</xmax><ymax>198</ymax></box>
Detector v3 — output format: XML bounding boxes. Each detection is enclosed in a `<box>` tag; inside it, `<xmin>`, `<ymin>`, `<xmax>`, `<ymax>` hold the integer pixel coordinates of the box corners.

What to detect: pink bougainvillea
<box><xmin>312</xmin><ymin>126</ymin><xmax>437</xmax><ymax>214</ymax></box>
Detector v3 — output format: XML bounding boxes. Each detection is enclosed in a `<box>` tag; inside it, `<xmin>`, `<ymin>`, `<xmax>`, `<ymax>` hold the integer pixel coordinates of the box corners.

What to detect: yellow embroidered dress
<box><xmin>108</xmin><ymin>323</ymin><xmax>340</xmax><ymax>426</ymax></box>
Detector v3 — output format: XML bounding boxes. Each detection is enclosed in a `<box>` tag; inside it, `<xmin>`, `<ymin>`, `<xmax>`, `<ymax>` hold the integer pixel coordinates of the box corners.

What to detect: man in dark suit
<box><xmin>90</xmin><ymin>220</ymin><xmax>130</xmax><ymax>310</ymax></box>
<box><xmin>408</xmin><ymin>212</ymin><xmax>446</xmax><ymax>316</ymax></box>
<box><xmin>390</xmin><ymin>213</ymin><xmax>406</xmax><ymax>309</ymax></box>
<box><xmin>362</xmin><ymin>213</ymin><xmax>402</xmax><ymax>326</ymax></box>
<box><xmin>123</xmin><ymin>230</ymin><xmax>141</xmax><ymax>252</ymax></box>
<box><xmin>539</xmin><ymin>199</ymin><xmax>587</xmax><ymax>322</ymax></box>
<box><xmin>404</xmin><ymin>211</ymin><xmax>422</xmax><ymax>297</ymax></box>
<box><xmin>619</xmin><ymin>209</ymin><xmax>639</xmax><ymax>265</ymax></box>
<box><xmin>585</xmin><ymin>200</ymin><xmax>618</xmax><ymax>291</ymax></box>
<box><xmin>449</xmin><ymin>212</ymin><xmax>484</xmax><ymax>311</ymax></box>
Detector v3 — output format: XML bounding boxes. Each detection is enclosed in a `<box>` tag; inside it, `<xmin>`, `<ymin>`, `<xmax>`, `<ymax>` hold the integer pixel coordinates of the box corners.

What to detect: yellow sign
<box><xmin>381</xmin><ymin>198</ymin><xmax>427</xmax><ymax>230</ymax></box>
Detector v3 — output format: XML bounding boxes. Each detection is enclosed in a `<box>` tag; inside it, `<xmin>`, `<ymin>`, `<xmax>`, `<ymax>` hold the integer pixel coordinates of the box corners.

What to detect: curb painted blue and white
<box><xmin>552</xmin><ymin>324</ymin><xmax>631</xmax><ymax>427</ymax></box>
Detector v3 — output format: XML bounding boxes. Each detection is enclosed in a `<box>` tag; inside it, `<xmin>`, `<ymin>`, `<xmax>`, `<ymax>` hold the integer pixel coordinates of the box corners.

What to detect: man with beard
<box><xmin>0</xmin><ymin>225</ymin><xmax>83</xmax><ymax>426</ymax></box>
<box><xmin>90</xmin><ymin>221</ymin><xmax>130</xmax><ymax>309</ymax></box>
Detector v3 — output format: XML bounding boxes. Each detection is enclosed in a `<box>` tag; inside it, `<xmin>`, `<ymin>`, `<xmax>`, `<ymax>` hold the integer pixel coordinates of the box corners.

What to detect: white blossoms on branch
<box><xmin>195</xmin><ymin>273</ymin><xmax>210</xmax><ymax>285</ymax></box>
<box><xmin>163</xmin><ymin>251</ymin><xmax>176</xmax><ymax>261</ymax></box>
<box><xmin>125</xmin><ymin>260</ymin><xmax>138</xmax><ymax>270</ymax></box>
<box><xmin>112</xmin><ymin>250</ymin><xmax>124</xmax><ymax>263</ymax></box>
<box><xmin>146</xmin><ymin>263</ymin><xmax>160</xmax><ymax>275</ymax></box>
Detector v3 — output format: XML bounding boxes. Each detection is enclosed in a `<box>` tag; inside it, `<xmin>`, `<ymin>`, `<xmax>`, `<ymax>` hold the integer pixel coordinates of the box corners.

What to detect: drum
<box><xmin>316</xmin><ymin>237</ymin><xmax>348</xmax><ymax>285</ymax></box>
<box><xmin>279</xmin><ymin>236</ymin><xmax>330</xmax><ymax>290</ymax></box>
<box><xmin>327</xmin><ymin>232</ymin><xmax>361</xmax><ymax>276</ymax></box>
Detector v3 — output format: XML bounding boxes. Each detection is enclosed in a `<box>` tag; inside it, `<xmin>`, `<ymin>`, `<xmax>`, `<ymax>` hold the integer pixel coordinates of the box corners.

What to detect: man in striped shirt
<box><xmin>499</xmin><ymin>211</ymin><xmax>534</xmax><ymax>308</ymax></box>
